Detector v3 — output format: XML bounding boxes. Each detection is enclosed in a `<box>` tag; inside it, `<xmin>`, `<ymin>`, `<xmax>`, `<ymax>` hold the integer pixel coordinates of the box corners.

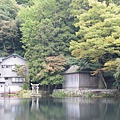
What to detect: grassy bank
<box><xmin>4</xmin><ymin>89</ymin><xmax>120</xmax><ymax>98</ymax></box>
<box><xmin>17</xmin><ymin>90</ymin><xmax>33</xmax><ymax>98</ymax></box>
<box><xmin>3</xmin><ymin>90</ymin><xmax>42</xmax><ymax>98</ymax></box>
<box><xmin>52</xmin><ymin>89</ymin><xmax>120</xmax><ymax>98</ymax></box>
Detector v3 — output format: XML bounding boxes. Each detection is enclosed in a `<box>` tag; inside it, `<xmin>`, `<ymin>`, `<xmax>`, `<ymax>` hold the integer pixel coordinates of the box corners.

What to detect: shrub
<box><xmin>22</xmin><ymin>83</ymin><xmax>29</xmax><ymax>90</ymax></box>
<box><xmin>52</xmin><ymin>90</ymin><xmax>68</xmax><ymax>97</ymax></box>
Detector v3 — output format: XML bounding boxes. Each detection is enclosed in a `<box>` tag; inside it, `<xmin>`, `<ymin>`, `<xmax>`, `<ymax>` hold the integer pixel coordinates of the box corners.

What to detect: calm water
<box><xmin>0</xmin><ymin>97</ymin><xmax>120</xmax><ymax>120</ymax></box>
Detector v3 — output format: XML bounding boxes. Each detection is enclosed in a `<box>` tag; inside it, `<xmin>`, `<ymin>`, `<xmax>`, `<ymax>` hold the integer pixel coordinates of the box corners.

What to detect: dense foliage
<box><xmin>18</xmin><ymin>0</ymin><xmax>77</xmax><ymax>88</ymax></box>
<box><xmin>0</xmin><ymin>0</ymin><xmax>24</xmax><ymax>56</ymax></box>
<box><xmin>15</xmin><ymin>64</ymin><xmax>29</xmax><ymax>89</ymax></box>
<box><xmin>70</xmin><ymin>0</ymin><xmax>120</xmax><ymax>88</ymax></box>
<box><xmin>1</xmin><ymin>0</ymin><xmax>120</xmax><ymax>89</ymax></box>
<box><xmin>15</xmin><ymin>0</ymin><xmax>29</xmax><ymax>4</ymax></box>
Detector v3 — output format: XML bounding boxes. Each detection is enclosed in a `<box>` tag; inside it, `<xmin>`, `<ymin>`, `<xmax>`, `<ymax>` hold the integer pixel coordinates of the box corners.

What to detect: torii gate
<box><xmin>31</xmin><ymin>83</ymin><xmax>39</xmax><ymax>94</ymax></box>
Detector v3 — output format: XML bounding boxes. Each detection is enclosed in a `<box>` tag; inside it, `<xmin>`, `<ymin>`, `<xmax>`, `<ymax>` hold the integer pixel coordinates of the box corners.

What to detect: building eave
<box><xmin>2</xmin><ymin>54</ymin><xmax>26</xmax><ymax>61</ymax></box>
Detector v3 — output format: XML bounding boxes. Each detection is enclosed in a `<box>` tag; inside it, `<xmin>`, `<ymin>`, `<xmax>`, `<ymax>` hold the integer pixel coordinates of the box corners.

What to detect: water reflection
<box><xmin>0</xmin><ymin>97</ymin><xmax>23</xmax><ymax>120</ymax></box>
<box><xmin>0</xmin><ymin>97</ymin><xmax>120</xmax><ymax>120</ymax></box>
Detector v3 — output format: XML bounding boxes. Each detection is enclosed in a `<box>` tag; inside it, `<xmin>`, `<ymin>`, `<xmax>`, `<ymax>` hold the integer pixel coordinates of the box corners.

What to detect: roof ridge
<box><xmin>1</xmin><ymin>54</ymin><xmax>25</xmax><ymax>61</ymax></box>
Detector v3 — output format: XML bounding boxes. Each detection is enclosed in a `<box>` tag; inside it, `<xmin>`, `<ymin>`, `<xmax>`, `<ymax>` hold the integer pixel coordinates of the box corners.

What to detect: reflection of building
<box><xmin>0</xmin><ymin>97</ymin><xmax>120</xmax><ymax>120</ymax></box>
<box><xmin>65</xmin><ymin>101</ymin><xmax>80</xmax><ymax>119</ymax></box>
<box><xmin>0</xmin><ymin>54</ymin><xmax>26</xmax><ymax>94</ymax></box>
<box><xmin>0</xmin><ymin>97</ymin><xmax>22</xmax><ymax>120</ymax></box>
<box><xmin>60</xmin><ymin>97</ymin><xmax>120</xmax><ymax>120</ymax></box>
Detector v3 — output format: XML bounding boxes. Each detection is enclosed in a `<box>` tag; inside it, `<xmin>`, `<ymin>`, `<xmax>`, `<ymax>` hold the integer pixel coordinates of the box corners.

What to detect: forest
<box><xmin>0</xmin><ymin>0</ymin><xmax>120</xmax><ymax>89</ymax></box>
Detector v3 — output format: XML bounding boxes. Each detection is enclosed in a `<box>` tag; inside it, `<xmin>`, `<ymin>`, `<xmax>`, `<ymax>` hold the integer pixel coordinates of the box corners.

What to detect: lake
<box><xmin>0</xmin><ymin>97</ymin><xmax>120</xmax><ymax>120</ymax></box>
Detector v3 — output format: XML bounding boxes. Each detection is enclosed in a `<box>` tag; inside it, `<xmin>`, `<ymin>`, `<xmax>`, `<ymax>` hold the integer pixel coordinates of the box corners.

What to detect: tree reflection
<box><xmin>1</xmin><ymin>97</ymin><xmax>120</xmax><ymax>120</ymax></box>
<box><xmin>15</xmin><ymin>97</ymin><xmax>66</xmax><ymax>120</ymax></box>
<box><xmin>20</xmin><ymin>98</ymin><xmax>120</xmax><ymax>120</ymax></box>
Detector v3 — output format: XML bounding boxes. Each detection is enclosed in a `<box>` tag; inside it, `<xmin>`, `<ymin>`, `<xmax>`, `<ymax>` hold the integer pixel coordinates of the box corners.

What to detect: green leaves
<box><xmin>15</xmin><ymin>64</ymin><xmax>28</xmax><ymax>81</ymax></box>
<box><xmin>0</xmin><ymin>0</ymin><xmax>23</xmax><ymax>56</ymax></box>
<box><xmin>70</xmin><ymin>1</ymin><xmax>120</xmax><ymax>63</ymax></box>
<box><xmin>18</xmin><ymin>0</ymin><xmax>77</xmax><ymax>85</ymax></box>
<box><xmin>70</xmin><ymin>0</ymin><xmax>120</xmax><ymax>88</ymax></box>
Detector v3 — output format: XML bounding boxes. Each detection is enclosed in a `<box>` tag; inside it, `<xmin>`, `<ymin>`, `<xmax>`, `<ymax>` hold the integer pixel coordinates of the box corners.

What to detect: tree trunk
<box><xmin>98</xmin><ymin>72</ymin><xmax>107</xmax><ymax>89</ymax></box>
<box><xmin>11</xmin><ymin>38</ymin><xmax>15</xmax><ymax>53</ymax></box>
<box><xmin>48</xmin><ymin>84</ymin><xmax>50</xmax><ymax>93</ymax></box>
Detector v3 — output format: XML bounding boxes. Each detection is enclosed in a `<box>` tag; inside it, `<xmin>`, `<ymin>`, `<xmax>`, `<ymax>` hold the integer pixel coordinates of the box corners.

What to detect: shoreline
<box><xmin>52</xmin><ymin>89</ymin><xmax>120</xmax><ymax>98</ymax></box>
<box><xmin>0</xmin><ymin>89</ymin><xmax>120</xmax><ymax>98</ymax></box>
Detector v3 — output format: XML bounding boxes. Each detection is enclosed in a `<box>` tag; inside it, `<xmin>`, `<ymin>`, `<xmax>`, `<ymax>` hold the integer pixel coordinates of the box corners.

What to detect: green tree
<box><xmin>41</xmin><ymin>55</ymin><xmax>67</xmax><ymax>87</ymax></box>
<box><xmin>69</xmin><ymin>0</ymin><xmax>119</xmax><ymax>71</ymax></box>
<box><xmin>18</xmin><ymin>0</ymin><xmax>77</xmax><ymax>87</ymax></box>
<box><xmin>103</xmin><ymin>58</ymin><xmax>120</xmax><ymax>89</ymax></box>
<box><xmin>69</xmin><ymin>0</ymin><xmax>118</xmax><ymax>18</ymax></box>
<box><xmin>70</xmin><ymin>0</ymin><xmax>120</xmax><ymax>88</ymax></box>
<box><xmin>113</xmin><ymin>59</ymin><xmax>120</xmax><ymax>89</ymax></box>
<box><xmin>69</xmin><ymin>0</ymin><xmax>89</xmax><ymax>16</ymax></box>
<box><xmin>15</xmin><ymin>64</ymin><xmax>29</xmax><ymax>89</ymax></box>
<box><xmin>0</xmin><ymin>0</ymin><xmax>24</xmax><ymax>56</ymax></box>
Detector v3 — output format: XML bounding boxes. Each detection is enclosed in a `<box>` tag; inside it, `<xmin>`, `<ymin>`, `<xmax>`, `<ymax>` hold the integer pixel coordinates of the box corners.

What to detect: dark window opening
<box><xmin>2</xmin><ymin>65</ymin><xmax>5</xmax><ymax>68</ymax></box>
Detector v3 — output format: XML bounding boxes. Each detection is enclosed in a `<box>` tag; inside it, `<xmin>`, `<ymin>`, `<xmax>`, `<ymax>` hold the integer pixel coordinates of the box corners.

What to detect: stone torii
<box><xmin>31</xmin><ymin>83</ymin><xmax>39</xmax><ymax>94</ymax></box>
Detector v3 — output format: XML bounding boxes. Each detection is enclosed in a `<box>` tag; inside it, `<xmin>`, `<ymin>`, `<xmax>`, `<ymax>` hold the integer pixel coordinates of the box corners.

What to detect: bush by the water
<box><xmin>52</xmin><ymin>90</ymin><xmax>68</xmax><ymax>97</ymax></box>
<box><xmin>17</xmin><ymin>90</ymin><xmax>32</xmax><ymax>98</ymax></box>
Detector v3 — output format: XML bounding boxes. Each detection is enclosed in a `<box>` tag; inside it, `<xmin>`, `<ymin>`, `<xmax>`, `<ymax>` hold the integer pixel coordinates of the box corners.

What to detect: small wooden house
<box><xmin>63</xmin><ymin>65</ymin><xmax>99</xmax><ymax>89</ymax></box>
<box><xmin>0</xmin><ymin>54</ymin><xmax>27</xmax><ymax>94</ymax></box>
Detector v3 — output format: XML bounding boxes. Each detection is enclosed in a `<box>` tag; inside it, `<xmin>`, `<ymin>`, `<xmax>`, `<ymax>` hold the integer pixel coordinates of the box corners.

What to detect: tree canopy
<box><xmin>18</xmin><ymin>0</ymin><xmax>77</xmax><ymax>86</ymax></box>
<box><xmin>0</xmin><ymin>0</ymin><xmax>23</xmax><ymax>56</ymax></box>
<box><xmin>70</xmin><ymin>0</ymin><xmax>120</xmax><ymax>88</ymax></box>
<box><xmin>1</xmin><ymin>0</ymin><xmax>120</xmax><ymax>89</ymax></box>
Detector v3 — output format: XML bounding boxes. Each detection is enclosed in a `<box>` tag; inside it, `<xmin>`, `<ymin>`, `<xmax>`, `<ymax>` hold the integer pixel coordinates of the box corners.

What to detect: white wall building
<box><xmin>0</xmin><ymin>54</ymin><xmax>27</xmax><ymax>94</ymax></box>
